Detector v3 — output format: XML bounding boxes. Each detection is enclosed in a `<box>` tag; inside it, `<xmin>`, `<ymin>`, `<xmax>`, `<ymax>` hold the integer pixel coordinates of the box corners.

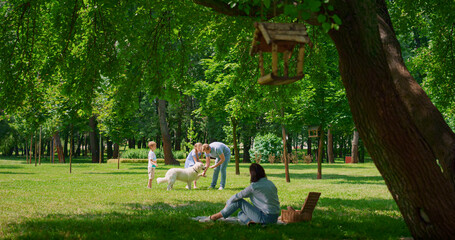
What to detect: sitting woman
<box><xmin>209</xmin><ymin>163</ymin><xmax>280</xmax><ymax>225</ymax></box>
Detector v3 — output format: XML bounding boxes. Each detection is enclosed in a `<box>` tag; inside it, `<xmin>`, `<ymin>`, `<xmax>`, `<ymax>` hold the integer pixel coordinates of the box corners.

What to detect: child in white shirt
<box><xmin>147</xmin><ymin>141</ymin><xmax>158</xmax><ymax>188</ymax></box>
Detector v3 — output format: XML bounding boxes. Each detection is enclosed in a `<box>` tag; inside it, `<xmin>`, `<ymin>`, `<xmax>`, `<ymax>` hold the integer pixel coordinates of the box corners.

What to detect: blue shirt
<box><xmin>226</xmin><ymin>177</ymin><xmax>280</xmax><ymax>215</ymax></box>
<box><xmin>205</xmin><ymin>142</ymin><xmax>231</xmax><ymax>159</ymax></box>
<box><xmin>184</xmin><ymin>149</ymin><xmax>201</xmax><ymax>168</ymax></box>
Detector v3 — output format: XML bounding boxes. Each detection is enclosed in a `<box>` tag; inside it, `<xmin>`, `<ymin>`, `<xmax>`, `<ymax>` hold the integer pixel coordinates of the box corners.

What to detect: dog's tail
<box><xmin>156</xmin><ymin>177</ymin><xmax>167</xmax><ymax>184</ymax></box>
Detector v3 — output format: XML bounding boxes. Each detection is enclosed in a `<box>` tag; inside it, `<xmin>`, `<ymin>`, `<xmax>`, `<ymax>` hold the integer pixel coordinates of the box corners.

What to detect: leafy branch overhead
<box><xmin>195</xmin><ymin>0</ymin><xmax>341</xmax><ymax>32</ymax></box>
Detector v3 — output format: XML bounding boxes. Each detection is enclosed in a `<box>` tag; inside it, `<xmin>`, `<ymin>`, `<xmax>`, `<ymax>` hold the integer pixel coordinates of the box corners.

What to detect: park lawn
<box><xmin>0</xmin><ymin>157</ymin><xmax>411</xmax><ymax>239</ymax></box>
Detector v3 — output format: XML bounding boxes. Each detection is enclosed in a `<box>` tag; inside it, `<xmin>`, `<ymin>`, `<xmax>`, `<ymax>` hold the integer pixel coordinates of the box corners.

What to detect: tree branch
<box><xmin>191</xmin><ymin>0</ymin><xmax>247</xmax><ymax>16</ymax></box>
<box><xmin>192</xmin><ymin>0</ymin><xmax>319</xmax><ymax>25</ymax></box>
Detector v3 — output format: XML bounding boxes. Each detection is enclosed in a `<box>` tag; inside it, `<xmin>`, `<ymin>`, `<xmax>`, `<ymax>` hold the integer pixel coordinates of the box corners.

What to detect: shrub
<box><xmin>173</xmin><ymin>150</ymin><xmax>187</xmax><ymax>159</ymax></box>
<box><xmin>120</xmin><ymin>148</ymin><xmax>187</xmax><ymax>159</ymax></box>
<box><xmin>249</xmin><ymin>133</ymin><xmax>282</xmax><ymax>163</ymax></box>
<box><xmin>121</xmin><ymin>148</ymin><xmax>164</xmax><ymax>159</ymax></box>
<box><xmin>268</xmin><ymin>154</ymin><xmax>276</xmax><ymax>164</ymax></box>
<box><xmin>304</xmin><ymin>154</ymin><xmax>313</xmax><ymax>164</ymax></box>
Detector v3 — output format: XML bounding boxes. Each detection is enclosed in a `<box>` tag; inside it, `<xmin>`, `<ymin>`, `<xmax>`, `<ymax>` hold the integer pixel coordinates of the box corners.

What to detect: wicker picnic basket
<box><xmin>280</xmin><ymin>192</ymin><xmax>321</xmax><ymax>223</ymax></box>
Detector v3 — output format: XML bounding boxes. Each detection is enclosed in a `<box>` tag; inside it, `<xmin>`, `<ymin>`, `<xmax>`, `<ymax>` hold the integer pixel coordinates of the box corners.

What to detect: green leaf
<box><xmin>309</xmin><ymin>0</ymin><xmax>321</xmax><ymax>12</ymax></box>
<box><xmin>322</xmin><ymin>22</ymin><xmax>331</xmax><ymax>32</ymax></box>
<box><xmin>284</xmin><ymin>5</ymin><xmax>298</xmax><ymax>18</ymax></box>
<box><xmin>263</xmin><ymin>0</ymin><xmax>271</xmax><ymax>9</ymax></box>
<box><xmin>332</xmin><ymin>14</ymin><xmax>342</xmax><ymax>25</ymax></box>
<box><xmin>301</xmin><ymin>11</ymin><xmax>311</xmax><ymax>20</ymax></box>
<box><xmin>317</xmin><ymin>14</ymin><xmax>327</xmax><ymax>23</ymax></box>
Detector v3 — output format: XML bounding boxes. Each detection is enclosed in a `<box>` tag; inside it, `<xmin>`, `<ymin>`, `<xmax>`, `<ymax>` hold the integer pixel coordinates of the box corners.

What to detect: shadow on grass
<box><xmin>3</xmin><ymin>199</ymin><xmax>409</xmax><ymax>239</ymax></box>
<box><xmin>85</xmin><ymin>171</ymin><xmax>143</xmax><ymax>175</ymax></box>
<box><xmin>267</xmin><ymin>172</ymin><xmax>384</xmax><ymax>184</ymax></box>
<box><xmin>0</xmin><ymin>171</ymin><xmax>34</xmax><ymax>175</ymax></box>
<box><xmin>263</xmin><ymin>163</ymin><xmax>372</xmax><ymax>170</ymax></box>
<box><xmin>0</xmin><ymin>165</ymin><xmax>24</xmax><ymax>169</ymax></box>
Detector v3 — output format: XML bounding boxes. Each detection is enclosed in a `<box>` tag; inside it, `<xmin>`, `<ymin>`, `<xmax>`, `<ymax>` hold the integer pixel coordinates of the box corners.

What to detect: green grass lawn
<box><xmin>0</xmin><ymin>157</ymin><xmax>410</xmax><ymax>239</ymax></box>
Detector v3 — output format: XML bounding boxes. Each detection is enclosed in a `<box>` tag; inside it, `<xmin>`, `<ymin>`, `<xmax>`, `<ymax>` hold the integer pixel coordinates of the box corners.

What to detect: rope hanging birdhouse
<box><xmin>250</xmin><ymin>22</ymin><xmax>311</xmax><ymax>85</ymax></box>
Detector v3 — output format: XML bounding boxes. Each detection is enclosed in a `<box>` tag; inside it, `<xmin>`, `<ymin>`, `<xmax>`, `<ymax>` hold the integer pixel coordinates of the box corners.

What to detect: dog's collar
<box><xmin>192</xmin><ymin>168</ymin><xmax>198</xmax><ymax>173</ymax></box>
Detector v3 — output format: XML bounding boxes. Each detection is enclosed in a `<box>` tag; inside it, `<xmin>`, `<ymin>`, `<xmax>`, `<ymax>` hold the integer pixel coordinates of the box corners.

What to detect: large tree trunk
<box><xmin>157</xmin><ymin>99</ymin><xmax>179</xmax><ymax>165</ymax></box>
<box><xmin>376</xmin><ymin>1</ymin><xmax>455</xmax><ymax>187</ymax></box>
<box><xmin>328</xmin><ymin>1</ymin><xmax>455</xmax><ymax>237</ymax></box>
<box><xmin>89</xmin><ymin>116</ymin><xmax>99</xmax><ymax>163</ymax></box>
<box><xmin>351</xmin><ymin>130</ymin><xmax>359</xmax><ymax>163</ymax></box>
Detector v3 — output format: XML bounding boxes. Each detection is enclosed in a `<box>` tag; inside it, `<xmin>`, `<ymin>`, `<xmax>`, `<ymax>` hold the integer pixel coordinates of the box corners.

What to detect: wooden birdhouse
<box><xmin>250</xmin><ymin>22</ymin><xmax>310</xmax><ymax>85</ymax></box>
<box><xmin>308</xmin><ymin>126</ymin><xmax>320</xmax><ymax>138</ymax></box>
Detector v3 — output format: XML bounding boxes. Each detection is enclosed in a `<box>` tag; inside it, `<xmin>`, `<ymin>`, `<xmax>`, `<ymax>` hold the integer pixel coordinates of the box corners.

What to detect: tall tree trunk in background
<box><xmin>175</xmin><ymin>104</ymin><xmax>183</xmax><ymax>151</ymax></box>
<box><xmin>70</xmin><ymin>125</ymin><xmax>73</xmax><ymax>173</ymax></box>
<box><xmin>155</xmin><ymin>132</ymin><xmax>161</xmax><ymax>148</ymax></box>
<box><xmin>89</xmin><ymin>116</ymin><xmax>99</xmax><ymax>163</ymax></box>
<box><xmin>359</xmin><ymin>141</ymin><xmax>365</xmax><ymax>163</ymax></box>
<box><xmin>158</xmin><ymin>99</ymin><xmax>179</xmax><ymax>165</ymax></box>
<box><xmin>75</xmin><ymin>134</ymin><xmax>82</xmax><ymax>157</ymax></box>
<box><xmin>286</xmin><ymin>134</ymin><xmax>292</xmax><ymax>154</ymax></box>
<box><xmin>317</xmin><ymin>130</ymin><xmax>324</xmax><ymax>179</ymax></box>
<box><xmin>84</xmin><ymin>134</ymin><xmax>88</xmax><ymax>156</ymax></box>
<box><xmin>242</xmin><ymin>135</ymin><xmax>251</xmax><ymax>163</ymax></box>
<box><xmin>137</xmin><ymin>139</ymin><xmax>142</xmax><ymax>149</ymax></box>
<box><xmin>38</xmin><ymin>127</ymin><xmax>42</xmax><ymax>165</ymax></box>
<box><xmin>70</xmin><ymin>131</ymin><xmax>75</xmax><ymax>159</ymax></box>
<box><xmin>128</xmin><ymin>138</ymin><xmax>135</xmax><ymax>149</ymax></box>
<box><xmin>107</xmin><ymin>137</ymin><xmax>113</xmax><ymax>159</ymax></box>
<box><xmin>50</xmin><ymin>138</ymin><xmax>53</xmax><ymax>163</ymax></box>
<box><xmin>282</xmin><ymin>124</ymin><xmax>290</xmax><ymax>183</ymax></box>
<box><xmin>327</xmin><ymin>127</ymin><xmax>334</xmax><ymax>163</ymax></box>
<box><xmin>29</xmin><ymin>135</ymin><xmax>32</xmax><ymax>164</ymax></box>
<box><xmin>64</xmin><ymin>133</ymin><xmax>68</xmax><ymax>157</ymax></box>
<box><xmin>53</xmin><ymin>132</ymin><xmax>65</xmax><ymax>163</ymax></box>
<box><xmin>113</xmin><ymin>143</ymin><xmax>119</xmax><ymax>159</ymax></box>
<box><xmin>351</xmin><ymin>130</ymin><xmax>359</xmax><ymax>163</ymax></box>
<box><xmin>231</xmin><ymin>117</ymin><xmax>240</xmax><ymax>175</ymax></box>
<box><xmin>307</xmin><ymin>138</ymin><xmax>312</xmax><ymax>157</ymax></box>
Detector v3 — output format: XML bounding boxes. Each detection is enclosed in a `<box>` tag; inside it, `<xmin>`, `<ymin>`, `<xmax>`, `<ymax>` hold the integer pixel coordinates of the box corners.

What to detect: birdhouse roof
<box><xmin>308</xmin><ymin>125</ymin><xmax>320</xmax><ymax>131</ymax></box>
<box><xmin>250</xmin><ymin>22</ymin><xmax>310</xmax><ymax>56</ymax></box>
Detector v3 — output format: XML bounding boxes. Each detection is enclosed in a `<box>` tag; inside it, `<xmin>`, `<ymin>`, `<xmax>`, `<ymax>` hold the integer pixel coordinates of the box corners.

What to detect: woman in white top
<box><xmin>184</xmin><ymin>142</ymin><xmax>202</xmax><ymax>188</ymax></box>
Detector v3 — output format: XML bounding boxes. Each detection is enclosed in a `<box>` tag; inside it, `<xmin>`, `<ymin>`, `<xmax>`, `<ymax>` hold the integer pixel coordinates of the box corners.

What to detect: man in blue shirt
<box><xmin>202</xmin><ymin>142</ymin><xmax>231</xmax><ymax>190</ymax></box>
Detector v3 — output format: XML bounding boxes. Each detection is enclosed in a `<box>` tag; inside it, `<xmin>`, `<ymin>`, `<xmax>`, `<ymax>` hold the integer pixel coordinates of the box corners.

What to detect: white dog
<box><xmin>156</xmin><ymin>162</ymin><xmax>206</xmax><ymax>190</ymax></box>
